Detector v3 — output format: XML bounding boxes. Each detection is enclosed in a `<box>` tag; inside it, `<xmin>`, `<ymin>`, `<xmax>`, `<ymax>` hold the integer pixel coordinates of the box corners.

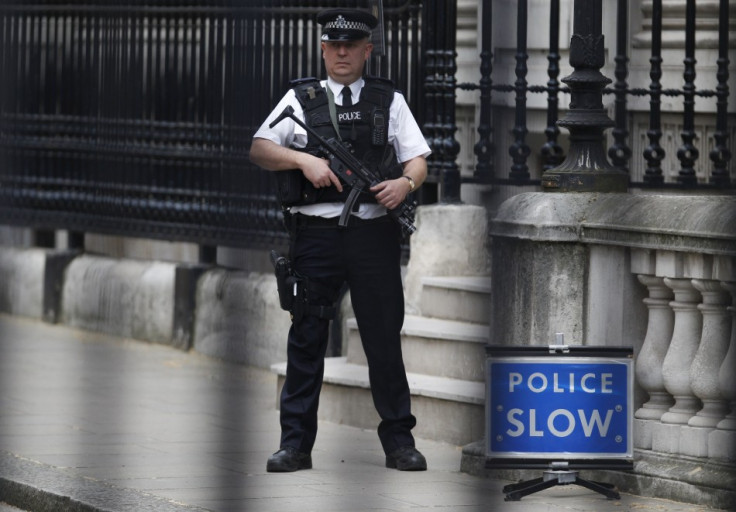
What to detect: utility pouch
<box><xmin>275</xmin><ymin>169</ymin><xmax>307</xmax><ymax>206</ymax></box>
<box><xmin>274</xmin><ymin>147</ymin><xmax>320</xmax><ymax>206</ymax></box>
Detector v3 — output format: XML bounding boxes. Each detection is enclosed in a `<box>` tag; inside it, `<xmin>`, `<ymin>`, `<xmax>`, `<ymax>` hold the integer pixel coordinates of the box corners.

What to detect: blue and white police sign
<box><xmin>486</xmin><ymin>346</ymin><xmax>633</xmax><ymax>464</ymax></box>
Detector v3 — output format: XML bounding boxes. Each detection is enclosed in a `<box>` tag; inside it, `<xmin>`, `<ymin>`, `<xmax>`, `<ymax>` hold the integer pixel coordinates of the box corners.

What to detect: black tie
<box><xmin>342</xmin><ymin>86</ymin><xmax>352</xmax><ymax>107</ymax></box>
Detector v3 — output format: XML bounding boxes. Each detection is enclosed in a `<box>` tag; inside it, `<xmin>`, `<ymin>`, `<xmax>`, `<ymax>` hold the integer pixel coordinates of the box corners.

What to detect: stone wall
<box><xmin>0</xmin><ymin>204</ymin><xmax>489</xmax><ymax>370</ymax></box>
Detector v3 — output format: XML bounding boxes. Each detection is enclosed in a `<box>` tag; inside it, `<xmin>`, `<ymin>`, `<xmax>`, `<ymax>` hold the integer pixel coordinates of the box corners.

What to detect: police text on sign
<box><xmin>487</xmin><ymin>357</ymin><xmax>633</xmax><ymax>459</ymax></box>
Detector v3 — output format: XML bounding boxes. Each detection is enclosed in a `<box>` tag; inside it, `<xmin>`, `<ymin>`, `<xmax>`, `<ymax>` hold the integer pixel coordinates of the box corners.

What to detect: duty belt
<box><xmin>293</xmin><ymin>213</ymin><xmax>391</xmax><ymax>228</ymax></box>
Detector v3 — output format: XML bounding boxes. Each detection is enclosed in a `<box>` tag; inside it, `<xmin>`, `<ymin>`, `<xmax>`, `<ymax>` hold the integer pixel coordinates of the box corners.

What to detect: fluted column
<box><xmin>635</xmin><ymin>274</ymin><xmax>675</xmax><ymax>419</ymax></box>
<box><xmin>688</xmin><ymin>279</ymin><xmax>732</xmax><ymax>427</ymax></box>
<box><xmin>717</xmin><ymin>282</ymin><xmax>736</xmax><ymax>431</ymax></box>
<box><xmin>661</xmin><ymin>277</ymin><xmax>703</xmax><ymax>424</ymax></box>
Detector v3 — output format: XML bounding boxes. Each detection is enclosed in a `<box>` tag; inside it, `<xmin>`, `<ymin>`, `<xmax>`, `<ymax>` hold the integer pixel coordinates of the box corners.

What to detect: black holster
<box><xmin>270</xmin><ymin>250</ymin><xmax>299</xmax><ymax>312</ymax></box>
<box><xmin>270</xmin><ymin>250</ymin><xmax>337</xmax><ymax>323</ymax></box>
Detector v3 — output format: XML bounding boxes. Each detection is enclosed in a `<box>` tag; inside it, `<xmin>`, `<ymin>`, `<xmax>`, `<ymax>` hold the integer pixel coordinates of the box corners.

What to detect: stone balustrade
<box><xmin>488</xmin><ymin>192</ymin><xmax>735</xmax><ymax>507</ymax></box>
<box><xmin>633</xmin><ymin>250</ymin><xmax>735</xmax><ymax>461</ymax></box>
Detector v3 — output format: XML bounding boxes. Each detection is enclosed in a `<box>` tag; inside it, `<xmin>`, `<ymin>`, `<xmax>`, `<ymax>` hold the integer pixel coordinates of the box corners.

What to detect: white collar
<box><xmin>326</xmin><ymin>77</ymin><xmax>363</xmax><ymax>105</ymax></box>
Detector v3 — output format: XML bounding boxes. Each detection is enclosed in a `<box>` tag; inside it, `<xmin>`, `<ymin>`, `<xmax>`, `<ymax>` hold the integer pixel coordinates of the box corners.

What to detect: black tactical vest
<box><xmin>283</xmin><ymin>76</ymin><xmax>403</xmax><ymax>206</ymax></box>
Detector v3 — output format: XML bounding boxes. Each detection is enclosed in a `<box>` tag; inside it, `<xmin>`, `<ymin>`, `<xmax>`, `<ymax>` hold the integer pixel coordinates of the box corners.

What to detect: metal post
<box><xmin>439</xmin><ymin>0</ymin><xmax>460</xmax><ymax>202</ymax></box>
<box><xmin>643</xmin><ymin>0</ymin><xmax>665</xmax><ymax>185</ymax></box>
<box><xmin>541</xmin><ymin>0</ymin><xmax>564</xmax><ymax>172</ymax></box>
<box><xmin>676</xmin><ymin>0</ymin><xmax>698</xmax><ymax>186</ymax></box>
<box><xmin>473</xmin><ymin>0</ymin><xmax>494</xmax><ymax>182</ymax></box>
<box><xmin>710</xmin><ymin>0</ymin><xmax>731</xmax><ymax>186</ymax></box>
<box><xmin>422</xmin><ymin>0</ymin><xmax>460</xmax><ymax>203</ymax></box>
<box><xmin>609</xmin><ymin>0</ymin><xmax>631</xmax><ymax>172</ymax></box>
<box><xmin>509</xmin><ymin>0</ymin><xmax>530</xmax><ymax>182</ymax></box>
<box><xmin>541</xmin><ymin>0</ymin><xmax>628</xmax><ymax>192</ymax></box>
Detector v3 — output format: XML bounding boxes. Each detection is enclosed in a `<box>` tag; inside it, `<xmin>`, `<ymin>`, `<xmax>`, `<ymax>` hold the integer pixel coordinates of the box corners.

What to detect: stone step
<box><xmin>420</xmin><ymin>276</ymin><xmax>491</xmax><ymax>324</ymax></box>
<box><xmin>271</xmin><ymin>357</ymin><xmax>486</xmax><ymax>446</ymax></box>
<box><xmin>345</xmin><ymin>314</ymin><xmax>489</xmax><ymax>381</ymax></box>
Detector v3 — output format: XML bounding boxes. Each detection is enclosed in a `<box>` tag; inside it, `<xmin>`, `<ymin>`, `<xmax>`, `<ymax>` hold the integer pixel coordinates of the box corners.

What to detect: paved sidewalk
<box><xmin>0</xmin><ymin>314</ymin><xmax>726</xmax><ymax>512</ymax></box>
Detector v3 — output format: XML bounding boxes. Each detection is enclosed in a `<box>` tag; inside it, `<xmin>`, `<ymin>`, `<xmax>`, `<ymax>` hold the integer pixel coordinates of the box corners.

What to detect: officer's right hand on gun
<box><xmin>300</xmin><ymin>153</ymin><xmax>343</xmax><ymax>192</ymax></box>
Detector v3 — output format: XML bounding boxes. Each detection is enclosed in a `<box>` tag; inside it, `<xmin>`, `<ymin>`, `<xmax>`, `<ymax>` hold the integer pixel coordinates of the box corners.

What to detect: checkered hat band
<box><xmin>323</xmin><ymin>16</ymin><xmax>370</xmax><ymax>34</ymax></box>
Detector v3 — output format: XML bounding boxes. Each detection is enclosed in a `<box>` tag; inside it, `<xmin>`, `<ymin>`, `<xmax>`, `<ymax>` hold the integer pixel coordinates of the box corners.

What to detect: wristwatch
<box><xmin>403</xmin><ymin>175</ymin><xmax>416</xmax><ymax>192</ymax></box>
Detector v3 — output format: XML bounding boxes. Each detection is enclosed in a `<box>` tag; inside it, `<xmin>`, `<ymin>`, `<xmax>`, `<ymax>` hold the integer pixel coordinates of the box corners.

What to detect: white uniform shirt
<box><xmin>253</xmin><ymin>77</ymin><xmax>431</xmax><ymax>219</ymax></box>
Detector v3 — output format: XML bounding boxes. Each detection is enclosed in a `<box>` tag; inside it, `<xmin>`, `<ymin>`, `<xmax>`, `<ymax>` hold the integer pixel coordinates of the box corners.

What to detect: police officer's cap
<box><xmin>317</xmin><ymin>9</ymin><xmax>377</xmax><ymax>42</ymax></box>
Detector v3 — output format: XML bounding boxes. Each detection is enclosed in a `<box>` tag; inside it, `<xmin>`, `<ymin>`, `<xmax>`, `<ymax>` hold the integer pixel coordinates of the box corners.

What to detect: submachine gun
<box><xmin>269</xmin><ymin>106</ymin><xmax>417</xmax><ymax>235</ymax></box>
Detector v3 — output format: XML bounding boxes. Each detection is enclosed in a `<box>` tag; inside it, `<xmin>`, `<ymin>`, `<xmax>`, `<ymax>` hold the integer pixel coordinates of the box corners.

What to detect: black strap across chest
<box><xmin>290</xmin><ymin>76</ymin><xmax>394</xmax><ymax>148</ymax></box>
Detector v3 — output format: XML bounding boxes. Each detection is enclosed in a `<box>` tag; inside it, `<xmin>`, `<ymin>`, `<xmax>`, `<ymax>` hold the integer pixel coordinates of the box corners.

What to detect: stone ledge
<box><xmin>491</xmin><ymin>192</ymin><xmax>736</xmax><ymax>255</ymax></box>
<box><xmin>460</xmin><ymin>440</ymin><xmax>736</xmax><ymax>510</ymax></box>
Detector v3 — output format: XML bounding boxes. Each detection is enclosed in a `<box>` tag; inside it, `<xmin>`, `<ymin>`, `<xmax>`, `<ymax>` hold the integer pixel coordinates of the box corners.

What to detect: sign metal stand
<box><xmin>502</xmin><ymin>463</ymin><xmax>620</xmax><ymax>501</ymax></box>
<box><xmin>486</xmin><ymin>335</ymin><xmax>634</xmax><ymax>501</ymax></box>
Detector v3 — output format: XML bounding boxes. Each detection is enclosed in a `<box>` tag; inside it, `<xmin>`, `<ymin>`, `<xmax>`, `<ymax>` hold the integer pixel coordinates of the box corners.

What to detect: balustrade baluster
<box><xmin>688</xmin><ymin>279</ymin><xmax>732</xmax><ymax>428</ymax></box>
<box><xmin>635</xmin><ymin>274</ymin><xmax>675</xmax><ymax>421</ymax></box>
<box><xmin>661</xmin><ymin>277</ymin><xmax>703</xmax><ymax>425</ymax></box>
<box><xmin>717</xmin><ymin>282</ymin><xmax>736</xmax><ymax>431</ymax></box>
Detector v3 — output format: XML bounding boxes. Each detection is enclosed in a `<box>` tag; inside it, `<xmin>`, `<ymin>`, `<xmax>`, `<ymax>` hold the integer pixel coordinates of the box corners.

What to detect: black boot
<box><xmin>266</xmin><ymin>447</ymin><xmax>312</xmax><ymax>472</ymax></box>
<box><xmin>385</xmin><ymin>446</ymin><xmax>427</xmax><ymax>471</ymax></box>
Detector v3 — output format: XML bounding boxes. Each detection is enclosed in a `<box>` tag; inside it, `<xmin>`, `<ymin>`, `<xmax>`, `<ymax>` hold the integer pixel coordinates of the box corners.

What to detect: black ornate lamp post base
<box><xmin>542</xmin><ymin>122</ymin><xmax>629</xmax><ymax>192</ymax></box>
<box><xmin>542</xmin><ymin>0</ymin><xmax>628</xmax><ymax>193</ymax></box>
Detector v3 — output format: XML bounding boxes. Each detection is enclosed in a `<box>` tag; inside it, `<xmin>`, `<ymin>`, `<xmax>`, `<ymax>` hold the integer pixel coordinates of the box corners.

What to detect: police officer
<box><xmin>250</xmin><ymin>8</ymin><xmax>430</xmax><ymax>472</ymax></box>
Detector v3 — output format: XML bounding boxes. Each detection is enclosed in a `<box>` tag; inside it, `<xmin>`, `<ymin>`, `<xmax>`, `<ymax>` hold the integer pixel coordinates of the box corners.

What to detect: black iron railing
<box><xmin>0</xmin><ymin>1</ymin><xmax>732</xmax><ymax>258</ymax></box>
<box><xmin>458</xmin><ymin>0</ymin><xmax>733</xmax><ymax>191</ymax></box>
<box><xmin>0</xmin><ymin>0</ymin><xmax>424</xmax><ymax>256</ymax></box>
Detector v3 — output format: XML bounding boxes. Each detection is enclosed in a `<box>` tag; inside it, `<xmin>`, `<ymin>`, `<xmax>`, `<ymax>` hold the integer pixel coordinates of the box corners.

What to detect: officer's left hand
<box><xmin>370</xmin><ymin>179</ymin><xmax>410</xmax><ymax>211</ymax></box>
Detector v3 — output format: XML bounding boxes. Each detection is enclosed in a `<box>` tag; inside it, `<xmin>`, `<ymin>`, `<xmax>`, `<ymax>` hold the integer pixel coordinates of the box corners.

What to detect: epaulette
<box><xmin>290</xmin><ymin>77</ymin><xmax>327</xmax><ymax>111</ymax></box>
<box><xmin>362</xmin><ymin>76</ymin><xmax>395</xmax><ymax>108</ymax></box>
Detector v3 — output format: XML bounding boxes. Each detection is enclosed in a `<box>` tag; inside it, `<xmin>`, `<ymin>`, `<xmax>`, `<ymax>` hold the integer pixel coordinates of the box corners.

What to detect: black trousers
<box><xmin>279</xmin><ymin>215</ymin><xmax>417</xmax><ymax>455</ymax></box>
